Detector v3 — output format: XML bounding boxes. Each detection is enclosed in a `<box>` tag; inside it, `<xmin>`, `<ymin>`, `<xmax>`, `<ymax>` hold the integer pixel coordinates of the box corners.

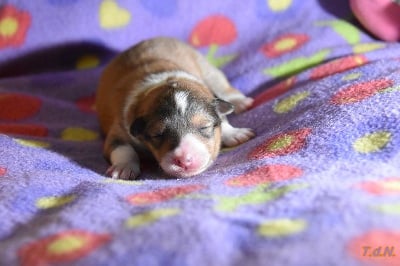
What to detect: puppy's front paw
<box><xmin>230</xmin><ymin>96</ymin><xmax>254</xmax><ymax>114</ymax></box>
<box><xmin>106</xmin><ymin>163</ymin><xmax>141</xmax><ymax>180</ymax></box>
<box><xmin>222</xmin><ymin>127</ymin><xmax>255</xmax><ymax>147</ymax></box>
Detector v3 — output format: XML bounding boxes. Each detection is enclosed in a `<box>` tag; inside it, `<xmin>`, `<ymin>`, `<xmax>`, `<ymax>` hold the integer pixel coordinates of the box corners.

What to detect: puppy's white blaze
<box><xmin>174</xmin><ymin>91</ymin><xmax>188</xmax><ymax>114</ymax></box>
<box><xmin>110</xmin><ymin>145</ymin><xmax>138</xmax><ymax>165</ymax></box>
<box><xmin>122</xmin><ymin>70</ymin><xmax>203</xmax><ymax>130</ymax></box>
<box><xmin>160</xmin><ymin>133</ymin><xmax>212</xmax><ymax>177</ymax></box>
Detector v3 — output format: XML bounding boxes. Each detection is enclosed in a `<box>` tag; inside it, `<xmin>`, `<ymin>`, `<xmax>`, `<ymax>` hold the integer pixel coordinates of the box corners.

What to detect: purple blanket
<box><xmin>1</xmin><ymin>1</ymin><xmax>400</xmax><ymax>265</ymax></box>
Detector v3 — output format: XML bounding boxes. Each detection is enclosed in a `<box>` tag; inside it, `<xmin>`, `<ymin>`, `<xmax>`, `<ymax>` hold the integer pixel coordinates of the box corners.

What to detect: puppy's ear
<box><xmin>212</xmin><ymin>98</ymin><xmax>234</xmax><ymax>116</ymax></box>
<box><xmin>130</xmin><ymin>117</ymin><xmax>146</xmax><ymax>137</ymax></box>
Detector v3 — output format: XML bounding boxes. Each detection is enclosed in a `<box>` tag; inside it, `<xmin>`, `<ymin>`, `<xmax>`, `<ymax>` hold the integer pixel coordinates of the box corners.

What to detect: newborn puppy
<box><xmin>96</xmin><ymin>37</ymin><xmax>254</xmax><ymax>179</ymax></box>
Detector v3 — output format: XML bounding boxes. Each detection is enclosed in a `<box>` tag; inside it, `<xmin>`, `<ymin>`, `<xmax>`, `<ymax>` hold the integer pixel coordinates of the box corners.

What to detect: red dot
<box><xmin>0</xmin><ymin>4</ymin><xmax>31</xmax><ymax>49</ymax></box>
<box><xmin>189</xmin><ymin>15</ymin><xmax>237</xmax><ymax>47</ymax></box>
<box><xmin>252</xmin><ymin>76</ymin><xmax>297</xmax><ymax>108</ymax></box>
<box><xmin>249</xmin><ymin>128</ymin><xmax>311</xmax><ymax>159</ymax></box>
<box><xmin>261</xmin><ymin>33</ymin><xmax>309</xmax><ymax>58</ymax></box>
<box><xmin>76</xmin><ymin>95</ymin><xmax>96</xmax><ymax>114</ymax></box>
<box><xmin>0</xmin><ymin>93</ymin><xmax>42</xmax><ymax>121</ymax></box>
<box><xmin>348</xmin><ymin>230</ymin><xmax>400</xmax><ymax>266</ymax></box>
<box><xmin>0</xmin><ymin>124</ymin><xmax>48</xmax><ymax>137</ymax></box>
<box><xmin>0</xmin><ymin>167</ymin><xmax>6</xmax><ymax>176</ymax></box>
<box><xmin>18</xmin><ymin>230</ymin><xmax>111</xmax><ymax>266</ymax></box>
<box><xmin>126</xmin><ymin>184</ymin><xmax>205</xmax><ymax>205</ymax></box>
<box><xmin>356</xmin><ymin>178</ymin><xmax>400</xmax><ymax>195</ymax></box>
<box><xmin>311</xmin><ymin>55</ymin><xmax>367</xmax><ymax>80</ymax></box>
<box><xmin>225</xmin><ymin>164</ymin><xmax>303</xmax><ymax>187</ymax></box>
<box><xmin>330</xmin><ymin>79</ymin><xmax>393</xmax><ymax>105</ymax></box>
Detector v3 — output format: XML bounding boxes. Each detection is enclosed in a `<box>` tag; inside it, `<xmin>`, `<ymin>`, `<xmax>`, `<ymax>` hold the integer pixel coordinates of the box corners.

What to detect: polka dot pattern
<box><xmin>0</xmin><ymin>124</ymin><xmax>48</xmax><ymax>137</ymax></box>
<box><xmin>0</xmin><ymin>94</ymin><xmax>42</xmax><ymax>121</ymax></box>
<box><xmin>249</xmin><ymin>128</ymin><xmax>311</xmax><ymax>159</ymax></box>
<box><xmin>18</xmin><ymin>230</ymin><xmax>111</xmax><ymax>266</ymax></box>
<box><xmin>61</xmin><ymin>127</ymin><xmax>98</xmax><ymax>141</ymax></box>
<box><xmin>0</xmin><ymin>167</ymin><xmax>7</xmax><ymax>176</ymax></box>
<box><xmin>0</xmin><ymin>4</ymin><xmax>31</xmax><ymax>49</ymax></box>
<box><xmin>0</xmin><ymin>1</ymin><xmax>399</xmax><ymax>265</ymax></box>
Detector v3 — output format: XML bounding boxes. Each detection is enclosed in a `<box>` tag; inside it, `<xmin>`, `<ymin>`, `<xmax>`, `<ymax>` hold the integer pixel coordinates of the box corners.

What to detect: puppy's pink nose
<box><xmin>173</xmin><ymin>154</ymin><xmax>193</xmax><ymax>169</ymax></box>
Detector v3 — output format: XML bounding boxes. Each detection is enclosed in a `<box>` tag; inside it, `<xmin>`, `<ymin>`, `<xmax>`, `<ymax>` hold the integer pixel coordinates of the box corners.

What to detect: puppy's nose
<box><xmin>173</xmin><ymin>154</ymin><xmax>193</xmax><ymax>169</ymax></box>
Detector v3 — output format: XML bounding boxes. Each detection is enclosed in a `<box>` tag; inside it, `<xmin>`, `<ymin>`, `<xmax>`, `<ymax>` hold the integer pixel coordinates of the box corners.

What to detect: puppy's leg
<box><xmin>103</xmin><ymin>124</ymin><xmax>141</xmax><ymax>180</ymax></box>
<box><xmin>221</xmin><ymin>118</ymin><xmax>255</xmax><ymax>147</ymax></box>
<box><xmin>194</xmin><ymin>52</ymin><xmax>253</xmax><ymax>113</ymax></box>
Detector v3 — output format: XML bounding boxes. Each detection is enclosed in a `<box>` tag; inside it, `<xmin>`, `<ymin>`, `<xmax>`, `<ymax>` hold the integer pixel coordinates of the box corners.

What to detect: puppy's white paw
<box><xmin>222</xmin><ymin>127</ymin><xmax>255</xmax><ymax>147</ymax></box>
<box><xmin>106</xmin><ymin>163</ymin><xmax>140</xmax><ymax>180</ymax></box>
<box><xmin>230</xmin><ymin>96</ymin><xmax>254</xmax><ymax>114</ymax></box>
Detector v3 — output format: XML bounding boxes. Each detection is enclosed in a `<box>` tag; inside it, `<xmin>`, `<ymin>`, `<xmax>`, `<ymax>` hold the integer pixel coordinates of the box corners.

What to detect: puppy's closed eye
<box><xmin>149</xmin><ymin>131</ymin><xmax>165</xmax><ymax>139</ymax></box>
<box><xmin>198</xmin><ymin>124</ymin><xmax>215</xmax><ymax>138</ymax></box>
<box><xmin>130</xmin><ymin>117</ymin><xmax>146</xmax><ymax>137</ymax></box>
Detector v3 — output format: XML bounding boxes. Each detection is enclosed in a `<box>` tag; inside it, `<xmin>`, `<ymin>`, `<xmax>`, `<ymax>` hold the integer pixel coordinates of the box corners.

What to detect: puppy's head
<box><xmin>130</xmin><ymin>79</ymin><xmax>233</xmax><ymax>177</ymax></box>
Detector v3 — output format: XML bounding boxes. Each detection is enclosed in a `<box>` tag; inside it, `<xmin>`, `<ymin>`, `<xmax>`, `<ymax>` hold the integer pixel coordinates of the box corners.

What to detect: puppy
<box><xmin>96</xmin><ymin>37</ymin><xmax>254</xmax><ymax>179</ymax></box>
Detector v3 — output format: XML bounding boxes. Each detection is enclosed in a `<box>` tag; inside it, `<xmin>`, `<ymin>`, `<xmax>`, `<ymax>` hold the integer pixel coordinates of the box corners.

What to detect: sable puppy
<box><xmin>96</xmin><ymin>37</ymin><xmax>254</xmax><ymax>179</ymax></box>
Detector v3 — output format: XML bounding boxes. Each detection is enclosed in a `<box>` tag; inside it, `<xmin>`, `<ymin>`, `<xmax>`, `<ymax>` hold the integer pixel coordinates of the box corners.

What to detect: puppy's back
<box><xmin>96</xmin><ymin>37</ymin><xmax>203</xmax><ymax>134</ymax></box>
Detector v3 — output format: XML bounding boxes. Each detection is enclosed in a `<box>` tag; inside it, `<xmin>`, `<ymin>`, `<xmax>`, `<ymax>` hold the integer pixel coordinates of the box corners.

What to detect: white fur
<box><xmin>109</xmin><ymin>144</ymin><xmax>141</xmax><ymax>179</ymax></box>
<box><xmin>174</xmin><ymin>91</ymin><xmax>189</xmax><ymax>114</ymax></box>
<box><xmin>110</xmin><ymin>144</ymin><xmax>138</xmax><ymax>165</ymax></box>
<box><xmin>221</xmin><ymin>119</ymin><xmax>255</xmax><ymax>147</ymax></box>
<box><xmin>123</xmin><ymin>70</ymin><xmax>203</xmax><ymax>130</ymax></box>
<box><xmin>160</xmin><ymin>133</ymin><xmax>211</xmax><ymax>177</ymax></box>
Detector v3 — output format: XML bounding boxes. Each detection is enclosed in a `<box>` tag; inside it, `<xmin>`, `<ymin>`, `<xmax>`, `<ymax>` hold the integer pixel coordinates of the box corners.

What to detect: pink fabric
<box><xmin>350</xmin><ymin>0</ymin><xmax>400</xmax><ymax>41</ymax></box>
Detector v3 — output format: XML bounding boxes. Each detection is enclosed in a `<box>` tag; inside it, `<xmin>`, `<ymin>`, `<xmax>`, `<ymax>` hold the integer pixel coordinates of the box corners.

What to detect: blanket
<box><xmin>1</xmin><ymin>0</ymin><xmax>400</xmax><ymax>265</ymax></box>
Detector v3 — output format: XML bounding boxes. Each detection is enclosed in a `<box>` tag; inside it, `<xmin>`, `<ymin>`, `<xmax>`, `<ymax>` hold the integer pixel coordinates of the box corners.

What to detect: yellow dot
<box><xmin>61</xmin><ymin>127</ymin><xmax>98</xmax><ymax>141</ymax></box>
<box><xmin>15</xmin><ymin>139</ymin><xmax>50</xmax><ymax>148</ymax></box>
<box><xmin>342</xmin><ymin>72</ymin><xmax>361</xmax><ymax>81</ymax></box>
<box><xmin>258</xmin><ymin>218</ymin><xmax>307</xmax><ymax>237</ymax></box>
<box><xmin>76</xmin><ymin>55</ymin><xmax>100</xmax><ymax>70</ymax></box>
<box><xmin>381</xmin><ymin>180</ymin><xmax>400</xmax><ymax>191</ymax></box>
<box><xmin>353</xmin><ymin>131</ymin><xmax>391</xmax><ymax>154</ymax></box>
<box><xmin>274</xmin><ymin>38</ymin><xmax>297</xmax><ymax>51</ymax></box>
<box><xmin>36</xmin><ymin>195</ymin><xmax>76</xmax><ymax>209</ymax></box>
<box><xmin>99</xmin><ymin>0</ymin><xmax>132</xmax><ymax>29</ymax></box>
<box><xmin>47</xmin><ymin>235</ymin><xmax>86</xmax><ymax>255</ymax></box>
<box><xmin>267</xmin><ymin>135</ymin><xmax>293</xmax><ymax>151</ymax></box>
<box><xmin>267</xmin><ymin>0</ymin><xmax>292</xmax><ymax>11</ymax></box>
<box><xmin>273</xmin><ymin>91</ymin><xmax>310</xmax><ymax>114</ymax></box>
<box><xmin>0</xmin><ymin>17</ymin><xmax>19</xmax><ymax>37</ymax></box>
<box><xmin>125</xmin><ymin>208</ymin><xmax>181</xmax><ymax>228</ymax></box>
<box><xmin>353</xmin><ymin>43</ymin><xmax>385</xmax><ymax>54</ymax></box>
<box><xmin>354</xmin><ymin>55</ymin><xmax>365</xmax><ymax>65</ymax></box>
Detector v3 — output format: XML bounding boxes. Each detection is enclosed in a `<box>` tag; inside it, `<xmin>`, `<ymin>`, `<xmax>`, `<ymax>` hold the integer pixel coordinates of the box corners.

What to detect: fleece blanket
<box><xmin>1</xmin><ymin>0</ymin><xmax>400</xmax><ymax>265</ymax></box>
